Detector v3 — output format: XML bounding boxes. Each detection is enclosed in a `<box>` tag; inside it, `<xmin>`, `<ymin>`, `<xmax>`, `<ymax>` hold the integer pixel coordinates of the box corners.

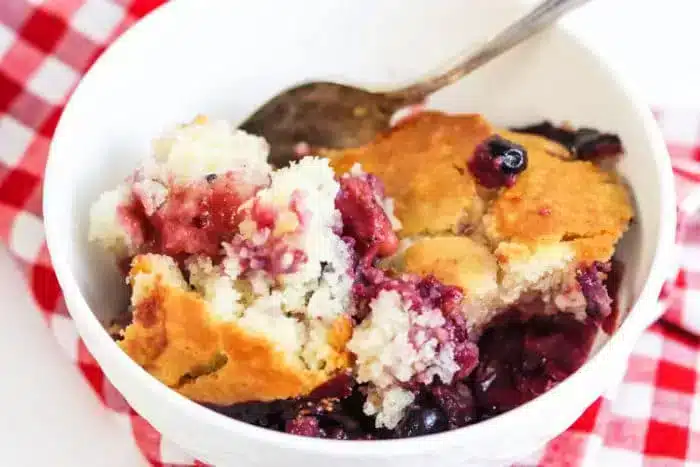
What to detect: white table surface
<box><xmin>2</xmin><ymin>1</ymin><xmax>698</xmax><ymax>465</ymax></box>
<box><xmin>0</xmin><ymin>247</ymin><xmax>146</xmax><ymax>466</ymax></box>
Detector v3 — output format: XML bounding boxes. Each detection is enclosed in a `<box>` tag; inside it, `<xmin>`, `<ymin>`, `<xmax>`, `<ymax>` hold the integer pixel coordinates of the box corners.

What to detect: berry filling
<box><xmin>351</xmin><ymin>266</ymin><xmax>478</xmax><ymax>381</ymax></box>
<box><xmin>344</xmin><ymin>264</ymin><xmax>479</xmax><ymax>429</ymax></box>
<box><xmin>335</xmin><ymin>174</ymin><xmax>399</xmax><ymax>259</ymax></box>
<box><xmin>429</xmin><ymin>382</ymin><xmax>476</xmax><ymax>429</ymax></box>
<box><xmin>576</xmin><ymin>261</ymin><xmax>613</xmax><ymax>318</ymax></box>
<box><xmin>468</xmin><ymin>135</ymin><xmax>528</xmax><ymax>188</ymax></box>
<box><xmin>394</xmin><ymin>405</ymin><xmax>449</xmax><ymax>438</ymax></box>
<box><xmin>118</xmin><ymin>172</ymin><xmax>260</xmax><ymax>259</ymax></box>
<box><xmin>207</xmin><ymin>294</ymin><xmax>606</xmax><ymax>439</ymax></box>
<box><xmin>510</xmin><ymin>121</ymin><xmax>623</xmax><ymax>161</ymax></box>
<box><xmin>602</xmin><ymin>260</ymin><xmax>624</xmax><ymax>334</ymax></box>
<box><xmin>472</xmin><ymin>310</ymin><xmax>598</xmax><ymax>417</ymax></box>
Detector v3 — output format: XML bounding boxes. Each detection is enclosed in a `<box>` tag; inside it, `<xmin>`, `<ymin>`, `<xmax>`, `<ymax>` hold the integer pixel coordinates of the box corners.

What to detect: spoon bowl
<box><xmin>240</xmin><ymin>0</ymin><xmax>591</xmax><ymax>166</ymax></box>
<box><xmin>240</xmin><ymin>82</ymin><xmax>413</xmax><ymax>166</ymax></box>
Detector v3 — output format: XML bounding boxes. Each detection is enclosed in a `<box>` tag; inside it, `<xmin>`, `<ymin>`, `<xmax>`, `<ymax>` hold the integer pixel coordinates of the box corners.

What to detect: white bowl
<box><xmin>43</xmin><ymin>0</ymin><xmax>676</xmax><ymax>465</ymax></box>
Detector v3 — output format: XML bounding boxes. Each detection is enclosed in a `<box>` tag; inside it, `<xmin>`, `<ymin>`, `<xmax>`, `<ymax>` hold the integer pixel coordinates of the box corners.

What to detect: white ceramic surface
<box><xmin>42</xmin><ymin>1</ymin><xmax>676</xmax><ymax>466</ymax></box>
<box><xmin>563</xmin><ymin>0</ymin><xmax>700</xmax><ymax>110</ymax></box>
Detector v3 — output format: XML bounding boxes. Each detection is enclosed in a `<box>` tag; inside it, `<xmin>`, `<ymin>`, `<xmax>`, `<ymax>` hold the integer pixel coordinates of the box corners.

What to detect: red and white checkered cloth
<box><xmin>1</xmin><ymin>1</ymin><xmax>699</xmax><ymax>466</ymax></box>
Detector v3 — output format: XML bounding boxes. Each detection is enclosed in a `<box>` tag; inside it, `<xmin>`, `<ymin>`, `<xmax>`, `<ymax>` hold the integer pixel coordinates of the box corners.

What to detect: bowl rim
<box><xmin>43</xmin><ymin>0</ymin><xmax>677</xmax><ymax>458</ymax></box>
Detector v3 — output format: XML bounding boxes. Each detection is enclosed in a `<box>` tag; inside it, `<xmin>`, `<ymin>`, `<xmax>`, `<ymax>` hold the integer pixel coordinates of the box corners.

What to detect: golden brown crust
<box><xmin>119</xmin><ymin>284</ymin><xmax>220</xmax><ymax>387</ymax></box>
<box><xmin>327</xmin><ymin>112</ymin><xmax>632</xmax><ymax>266</ymax></box>
<box><xmin>484</xmin><ymin>138</ymin><xmax>633</xmax><ymax>264</ymax></box>
<box><xmin>403</xmin><ymin>236</ymin><xmax>498</xmax><ymax>301</ymax></box>
<box><xmin>326</xmin><ymin>111</ymin><xmax>632</xmax><ymax>317</ymax></box>
<box><xmin>118</xmin><ymin>255</ymin><xmax>352</xmax><ymax>405</ymax></box>
<box><xmin>568</xmin><ymin>234</ymin><xmax>619</xmax><ymax>264</ymax></box>
<box><xmin>177</xmin><ymin>316</ymin><xmax>352</xmax><ymax>405</ymax></box>
<box><xmin>325</xmin><ymin>112</ymin><xmax>491</xmax><ymax>236</ymax></box>
<box><xmin>328</xmin><ymin>315</ymin><xmax>354</xmax><ymax>356</ymax></box>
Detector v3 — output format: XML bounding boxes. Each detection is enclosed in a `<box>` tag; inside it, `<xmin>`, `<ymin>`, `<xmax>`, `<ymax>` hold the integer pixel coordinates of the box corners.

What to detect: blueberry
<box><xmin>205</xmin><ymin>173</ymin><xmax>217</xmax><ymax>182</ymax></box>
<box><xmin>395</xmin><ymin>406</ymin><xmax>448</xmax><ymax>438</ymax></box>
<box><xmin>500</xmin><ymin>148</ymin><xmax>527</xmax><ymax>174</ymax></box>
<box><xmin>469</xmin><ymin>136</ymin><xmax>528</xmax><ymax>188</ymax></box>
<box><xmin>486</xmin><ymin>136</ymin><xmax>514</xmax><ymax>156</ymax></box>
<box><xmin>487</xmin><ymin>137</ymin><xmax>527</xmax><ymax>175</ymax></box>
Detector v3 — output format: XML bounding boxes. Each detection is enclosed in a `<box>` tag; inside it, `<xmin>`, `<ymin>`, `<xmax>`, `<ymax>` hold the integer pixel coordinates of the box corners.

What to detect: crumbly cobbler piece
<box><xmin>92</xmin><ymin>117</ymin><xmax>361</xmax><ymax>405</ymax></box>
<box><xmin>122</xmin><ymin>254</ymin><xmax>352</xmax><ymax>404</ymax></box>
<box><xmin>89</xmin><ymin>116</ymin><xmax>271</xmax><ymax>258</ymax></box>
<box><xmin>327</xmin><ymin>112</ymin><xmax>633</xmax><ymax>330</ymax></box>
<box><xmin>347</xmin><ymin>269</ymin><xmax>477</xmax><ymax>429</ymax></box>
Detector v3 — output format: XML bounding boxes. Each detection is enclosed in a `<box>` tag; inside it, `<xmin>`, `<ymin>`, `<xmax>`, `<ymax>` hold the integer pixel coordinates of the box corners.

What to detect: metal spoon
<box><xmin>240</xmin><ymin>0</ymin><xmax>591</xmax><ymax>167</ymax></box>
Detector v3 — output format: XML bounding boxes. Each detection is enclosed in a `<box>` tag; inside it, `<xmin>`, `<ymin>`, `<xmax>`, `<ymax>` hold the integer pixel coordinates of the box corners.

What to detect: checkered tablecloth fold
<box><xmin>1</xmin><ymin>2</ymin><xmax>700</xmax><ymax>466</ymax></box>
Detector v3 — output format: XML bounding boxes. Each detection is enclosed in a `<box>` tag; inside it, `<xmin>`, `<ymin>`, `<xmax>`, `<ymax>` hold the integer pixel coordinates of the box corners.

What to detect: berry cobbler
<box><xmin>91</xmin><ymin>112</ymin><xmax>632</xmax><ymax>439</ymax></box>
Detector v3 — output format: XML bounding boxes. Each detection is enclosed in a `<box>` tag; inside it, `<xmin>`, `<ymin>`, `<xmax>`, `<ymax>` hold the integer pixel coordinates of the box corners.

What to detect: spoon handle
<box><xmin>386</xmin><ymin>0</ymin><xmax>592</xmax><ymax>103</ymax></box>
